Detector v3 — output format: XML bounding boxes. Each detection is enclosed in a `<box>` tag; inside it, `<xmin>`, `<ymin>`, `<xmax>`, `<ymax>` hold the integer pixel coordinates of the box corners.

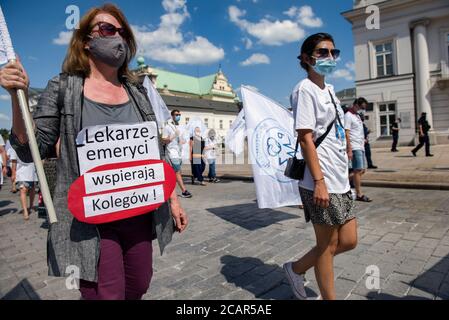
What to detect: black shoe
<box><xmin>180</xmin><ymin>190</ymin><xmax>193</xmax><ymax>198</ymax></box>
<box><xmin>426</xmin><ymin>154</ymin><xmax>434</xmax><ymax>157</ymax></box>
<box><xmin>411</xmin><ymin>150</ymin><xmax>416</xmax><ymax>157</ymax></box>
<box><xmin>368</xmin><ymin>165</ymin><xmax>378</xmax><ymax>169</ymax></box>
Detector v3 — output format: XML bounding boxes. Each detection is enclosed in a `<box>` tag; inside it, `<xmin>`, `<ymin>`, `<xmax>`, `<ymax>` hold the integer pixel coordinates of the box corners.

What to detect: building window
<box><xmin>219</xmin><ymin>120</ymin><xmax>223</xmax><ymax>130</ymax></box>
<box><xmin>379</xmin><ymin>103</ymin><xmax>396</xmax><ymax>136</ymax></box>
<box><xmin>185</xmin><ymin>117</ymin><xmax>189</xmax><ymax>124</ymax></box>
<box><xmin>229</xmin><ymin>120</ymin><xmax>233</xmax><ymax>128</ymax></box>
<box><xmin>204</xmin><ymin>118</ymin><xmax>209</xmax><ymax>128</ymax></box>
<box><xmin>375</xmin><ymin>42</ymin><xmax>394</xmax><ymax>77</ymax></box>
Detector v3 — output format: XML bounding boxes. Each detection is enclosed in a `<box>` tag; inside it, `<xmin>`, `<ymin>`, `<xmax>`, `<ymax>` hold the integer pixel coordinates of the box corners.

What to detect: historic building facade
<box><xmin>133</xmin><ymin>57</ymin><xmax>241</xmax><ymax>141</ymax></box>
<box><xmin>342</xmin><ymin>0</ymin><xmax>449</xmax><ymax>146</ymax></box>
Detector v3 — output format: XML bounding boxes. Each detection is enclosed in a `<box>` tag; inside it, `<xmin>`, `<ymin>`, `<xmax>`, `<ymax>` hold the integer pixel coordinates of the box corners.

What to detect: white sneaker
<box><xmin>283</xmin><ymin>262</ymin><xmax>307</xmax><ymax>300</ymax></box>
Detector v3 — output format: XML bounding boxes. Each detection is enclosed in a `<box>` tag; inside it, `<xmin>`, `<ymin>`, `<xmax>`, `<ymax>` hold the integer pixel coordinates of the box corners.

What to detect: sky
<box><xmin>0</xmin><ymin>0</ymin><xmax>355</xmax><ymax>129</ymax></box>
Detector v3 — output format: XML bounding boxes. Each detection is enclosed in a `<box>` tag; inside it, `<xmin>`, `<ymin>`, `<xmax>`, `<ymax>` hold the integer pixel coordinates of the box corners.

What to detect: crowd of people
<box><xmin>162</xmin><ymin>109</ymin><xmax>221</xmax><ymax>199</ymax></box>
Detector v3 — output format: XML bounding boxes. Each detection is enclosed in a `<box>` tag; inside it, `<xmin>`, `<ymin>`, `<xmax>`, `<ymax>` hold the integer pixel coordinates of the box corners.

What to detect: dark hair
<box><xmin>171</xmin><ymin>109</ymin><xmax>180</xmax><ymax>116</ymax></box>
<box><xmin>353</xmin><ymin>97</ymin><xmax>368</xmax><ymax>107</ymax></box>
<box><xmin>298</xmin><ymin>33</ymin><xmax>335</xmax><ymax>71</ymax></box>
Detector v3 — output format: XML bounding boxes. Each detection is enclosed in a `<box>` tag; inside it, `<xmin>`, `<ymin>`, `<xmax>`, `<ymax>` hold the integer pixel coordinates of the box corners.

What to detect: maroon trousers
<box><xmin>79</xmin><ymin>214</ymin><xmax>153</xmax><ymax>300</ymax></box>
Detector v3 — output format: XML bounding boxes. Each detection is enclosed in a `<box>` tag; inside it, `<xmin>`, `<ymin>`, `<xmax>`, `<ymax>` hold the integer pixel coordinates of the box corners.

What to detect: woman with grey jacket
<box><xmin>0</xmin><ymin>4</ymin><xmax>188</xmax><ymax>300</ymax></box>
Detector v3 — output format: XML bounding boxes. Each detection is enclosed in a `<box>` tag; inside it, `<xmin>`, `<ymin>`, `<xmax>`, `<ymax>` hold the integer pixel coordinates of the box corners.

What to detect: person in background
<box><xmin>391</xmin><ymin>117</ymin><xmax>401</xmax><ymax>152</ymax></box>
<box><xmin>190</xmin><ymin>126</ymin><xmax>207</xmax><ymax>186</ymax></box>
<box><xmin>362</xmin><ymin>116</ymin><xmax>377</xmax><ymax>169</ymax></box>
<box><xmin>5</xmin><ymin>139</ymin><xmax>17</xmax><ymax>193</ymax></box>
<box><xmin>162</xmin><ymin>110</ymin><xmax>193</xmax><ymax>198</ymax></box>
<box><xmin>411</xmin><ymin>112</ymin><xmax>433</xmax><ymax>157</ymax></box>
<box><xmin>8</xmin><ymin>147</ymin><xmax>38</xmax><ymax>221</ymax></box>
<box><xmin>0</xmin><ymin>135</ymin><xmax>7</xmax><ymax>191</ymax></box>
<box><xmin>345</xmin><ymin>98</ymin><xmax>372</xmax><ymax>202</ymax></box>
<box><xmin>204</xmin><ymin>129</ymin><xmax>220</xmax><ymax>183</ymax></box>
<box><xmin>285</xmin><ymin>33</ymin><xmax>357</xmax><ymax>300</ymax></box>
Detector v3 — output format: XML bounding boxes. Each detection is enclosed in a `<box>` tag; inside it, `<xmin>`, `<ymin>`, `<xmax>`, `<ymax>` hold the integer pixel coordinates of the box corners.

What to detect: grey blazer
<box><xmin>10</xmin><ymin>74</ymin><xmax>175</xmax><ymax>282</ymax></box>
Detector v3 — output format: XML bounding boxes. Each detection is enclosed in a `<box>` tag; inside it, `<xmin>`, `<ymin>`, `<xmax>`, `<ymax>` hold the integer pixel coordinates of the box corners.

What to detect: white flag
<box><xmin>241</xmin><ymin>86</ymin><xmax>301</xmax><ymax>209</ymax></box>
<box><xmin>0</xmin><ymin>6</ymin><xmax>16</xmax><ymax>65</ymax></box>
<box><xmin>225</xmin><ymin>109</ymin><xmax>246</xmax><ymax>156</ymax></box>
<box><xmin>143</xmin><ymin>76</ymin><xmax>171</xmax><ymax>126</ymax></box>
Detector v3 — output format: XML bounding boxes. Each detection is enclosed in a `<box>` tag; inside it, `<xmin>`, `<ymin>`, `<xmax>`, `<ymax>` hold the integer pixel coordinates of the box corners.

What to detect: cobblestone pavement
<box><xmin>1</xmin><ymin>179</ymin><xmax>449</xmax><ymax>300</ymax></box>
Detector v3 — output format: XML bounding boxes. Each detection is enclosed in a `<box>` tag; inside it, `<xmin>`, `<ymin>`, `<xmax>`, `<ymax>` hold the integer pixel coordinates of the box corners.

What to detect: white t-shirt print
<box><xmin>291</xmin><ymin>78</ymin><xmax>350</xmax><ymax>194</ymax></box>
<box><xmin>344</xmin><ymin>112</ymin><xmax>365</xmax><ymax>151</ymax></box>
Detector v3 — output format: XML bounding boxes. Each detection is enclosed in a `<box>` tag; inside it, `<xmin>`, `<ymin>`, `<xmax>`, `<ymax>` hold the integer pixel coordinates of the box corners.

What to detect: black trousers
<box><xmin>391</xmin><ymin>134</ymin><xmax>399</xmax><ymax>151</ymax></box>
<box><xmin>412</xmin><ymin>134</ymin><xmax>431</xmax><ymax>155</ymax></box>
<box><xmin>364</xmin><ymin>143</ymin><xmax>374</xmax><ymax>167</ymax></box>
<box><xmin>191</xmin><ymin>158</ymin><xmax>206</xmax><ymax>182</ymax></box>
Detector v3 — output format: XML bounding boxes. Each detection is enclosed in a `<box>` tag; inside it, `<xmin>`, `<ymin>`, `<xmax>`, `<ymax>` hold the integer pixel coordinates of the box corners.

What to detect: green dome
<box><xmin>137</xmin><ymin>56</ymin><xmax>146</xmax><ymax>66</ymax></box>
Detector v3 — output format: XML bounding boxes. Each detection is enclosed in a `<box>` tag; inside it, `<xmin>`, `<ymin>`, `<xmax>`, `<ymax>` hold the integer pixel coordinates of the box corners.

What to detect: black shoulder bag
<box><xmin>284</xmin><ymin>90</ymin><xmax>342</xmax><ymax>180</ymax></box>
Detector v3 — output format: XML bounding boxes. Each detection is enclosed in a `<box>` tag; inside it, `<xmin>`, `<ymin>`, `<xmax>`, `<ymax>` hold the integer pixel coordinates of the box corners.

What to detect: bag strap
<box><xmin>293</xmin><ymin>99</ymin><xmax>336</xmax><ymax>156</ymax></box>
<box><xmin>328</xmin><ymin>89</ymin><xmax>343</xmax><ymax>128</ymax></box>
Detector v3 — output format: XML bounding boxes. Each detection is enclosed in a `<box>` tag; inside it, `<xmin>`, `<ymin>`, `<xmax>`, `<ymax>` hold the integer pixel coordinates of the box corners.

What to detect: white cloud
<box><xmin>233</xmin><ymin>46</ymin><xmax>241</xmax><ymax>52</ymax></box>
<box><xmin>329</xmin><ymin>69</ymin><xmax>354</xmax><ymax>81</ymax></box>
<box><xmin>162</xmin><ymin>0</ymin><xmax>187</xmax><ymax>13</ymax></box>
<box><xmin>133</xmin><ymin>1</ymin><xmax>224</xmax><ymax>65</ymax></box>
<box><xmin>0</xmin><ymin>94</ymin><xmax>10</xmax><ymax>101</ymax></box>
<box><xmin>283</xmin><ymin>5</ymin><xmax>323</xmax><ymax>28</ymax></box>
<box><xmin>240</xmin><ymin>53</ymin><xmax>270</xmax><ymax>66</ymax></box>
<box><xmin>52</xmin><ymin>31</ymin><xmax>73</xmax><ymax>45</ymax></box>
<box><xmin>346</xmin><ymin>61</ymin><xmax>355</xmax><ymax>72</ymax></box>
<box><xmin>0</xmin><ymin>113</ymin><xmax>10</xmax><ymax>121</ymax></box>
<box><xmin>229</xmin><ymin>5</ymin><xmax>305</xmax><ymax>46</ymax></box>
<box><xmin>328</xmin><ymin>61</ymin><xmax>356</xmax><ymax>81</ymax></box>
<box><xmin>242</xmin><ymin>37</ymin><xmax>253</xmax><ymax>49</ymax></box>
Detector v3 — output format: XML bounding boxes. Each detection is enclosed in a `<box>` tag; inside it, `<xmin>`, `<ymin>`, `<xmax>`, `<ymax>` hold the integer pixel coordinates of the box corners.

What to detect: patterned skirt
<box><xmin>299</xmin><ymin>187</ymin><xmax>355</xmax><ymax>226</ymax></box>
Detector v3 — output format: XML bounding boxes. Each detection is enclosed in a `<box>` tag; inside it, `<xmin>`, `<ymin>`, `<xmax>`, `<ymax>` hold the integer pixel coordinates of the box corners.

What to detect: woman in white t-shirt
<box><xmin>283</xmin><ymin>33</ymin><xmax>357</xmax><ymax>300</ymax></box>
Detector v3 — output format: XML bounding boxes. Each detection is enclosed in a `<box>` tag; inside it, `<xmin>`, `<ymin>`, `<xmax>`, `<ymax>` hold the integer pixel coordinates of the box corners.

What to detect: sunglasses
<box><xmin>313</xmin><ymin>48</ymin><xmax>341</xmax><ymax>59</ymax></box>
<box><xmin>90</xmin><ymin>22</ymin><xmax>127</xmax><ymax>38</ymax></box>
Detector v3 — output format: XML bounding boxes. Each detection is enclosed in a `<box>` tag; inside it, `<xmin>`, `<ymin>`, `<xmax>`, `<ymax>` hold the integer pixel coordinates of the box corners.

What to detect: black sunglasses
<box><xmin>91</xmin><ymin>22</ymin><xmax>127</xmax><ymax>38</ymax></box>
<box><xmin>313</xmin><ymin>48</ymin><xmax>341</xmax><ymax>59</ymax></box>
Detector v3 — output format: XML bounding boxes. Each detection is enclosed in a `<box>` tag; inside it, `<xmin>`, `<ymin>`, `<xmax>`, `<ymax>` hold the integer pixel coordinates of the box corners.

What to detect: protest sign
<box><xmin>68</xmin><ymin>159</ymin><xmax>176</xmax><ymax>224</ymax></box>
<box><xmin>76</xmin><ymin>122</ymin><xmax>160</xmax><ymax>175</ymax></box>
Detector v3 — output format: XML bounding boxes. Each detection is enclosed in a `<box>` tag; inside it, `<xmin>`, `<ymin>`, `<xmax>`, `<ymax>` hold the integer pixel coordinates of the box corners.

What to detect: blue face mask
<box><xmin>312</xmin><ymin>57</ymin><xmax>337</xmax><ymax>76</ymax></box>
<box><xmin>175</xmin><ymin>115</ymin><xmax>181</xmax><ymax>122</ymax></box>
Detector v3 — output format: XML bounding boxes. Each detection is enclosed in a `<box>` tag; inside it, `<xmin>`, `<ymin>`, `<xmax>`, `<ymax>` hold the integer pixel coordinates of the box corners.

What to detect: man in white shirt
<box><xmin>0</xmin><ymin>135</ymin><xmax>7</xmax><ymax>190</ymax></box>
<box><xmin>162</xmin><ymin>110</ymin><xmax>192</xmax><ymax>198</ymax></box>
<box><xmin>345</xmin><ymin>98</ymin><xmax>372</xmax><ymax>202</ymax></box>
<box><xmin>9</xmin><ymin>146</ymin><xmax>38</xmax><ymax>220</ymax></box>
